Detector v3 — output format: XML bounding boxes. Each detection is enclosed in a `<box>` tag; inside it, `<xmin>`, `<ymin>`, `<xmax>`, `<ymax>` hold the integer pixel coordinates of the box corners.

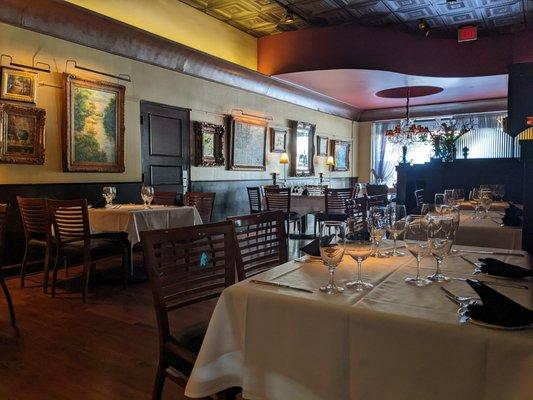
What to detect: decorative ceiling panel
<box><xmin>179</xmin><ymin>0</ymin><xmax>531</xmax><ymax>37</ymax></box>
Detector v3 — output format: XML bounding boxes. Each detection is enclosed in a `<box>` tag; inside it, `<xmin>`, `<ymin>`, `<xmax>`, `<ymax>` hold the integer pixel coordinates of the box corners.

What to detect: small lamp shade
<box><xmin>326</xmin><ymin>156</ymin><xmax>335</xmax><ymax>166</ymax></box>
<box><xmin>279</xmin><ymin>152</ymin><xmax>289</xmax><ymax>164</ymax></box>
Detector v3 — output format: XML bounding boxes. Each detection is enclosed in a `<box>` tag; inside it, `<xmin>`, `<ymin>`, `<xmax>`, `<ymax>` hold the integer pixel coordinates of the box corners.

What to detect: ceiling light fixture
<box><xmin>281</xmin><ymin>10</ymin><xmax>295</xmax><ymax>24</ymax></box>
<box><xmin>417</xmin><ymin>19</ymin><xmax>431</xmax><ymax>37</ymax></box>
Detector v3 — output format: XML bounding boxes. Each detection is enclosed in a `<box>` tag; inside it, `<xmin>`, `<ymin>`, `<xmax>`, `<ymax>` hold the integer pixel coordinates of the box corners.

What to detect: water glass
<box><xmin>480</xmin><ymin>191</ymin><xmax>493</xmax><ymax>217</ymax></box>
<box><xmin>434</xmin><ymin>193</ymin><xmax>445</xmax><ymax>205</ymax></box>
<box><xmin>102</xmin><ymin>186</ymin><xmax>117</xmax><ymax>207</ymax></box>
<box><xmin>346</xmin><ymin>230</ymin><xmax>374</xmax><ymax>291</ymax></box>
<box><xmin>385</xmin><ymin>204</ymin><xmax>406</xmax><ymax>256</ymax></box>
<box><xmin>404</xmin><ymin>215</ymin><xmax>431</xmax><ymax>286</ymax></box>
<box><xmin>368</xmin><ymin>206</ymin><xmax>388</xmax><ymax>258</ymax></box>
<box><xmin>452</xmin><ymin>188</ymin><xmax>465</xmax><ymax>202</ymax></box>
<box><xmin>141</xmin><ymin>185</ymin><xmax>155</xmax><ymax>208</ymax></box>
<box><xmin>319</xmin><ymin>221</ymin><xmax>346</xmax><ymax>294</ymax></box>
<box><xmin>427</xmin><ymin>214</ymin><xmax>455</xmax><ymax>282</ymax></box>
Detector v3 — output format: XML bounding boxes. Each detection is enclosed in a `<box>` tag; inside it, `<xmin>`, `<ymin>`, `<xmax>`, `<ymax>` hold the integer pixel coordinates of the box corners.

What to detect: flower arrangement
<box><xmin>426</xmin><ymin>119</ymin><xmax>474</xmax><ymax>162</ymax></box>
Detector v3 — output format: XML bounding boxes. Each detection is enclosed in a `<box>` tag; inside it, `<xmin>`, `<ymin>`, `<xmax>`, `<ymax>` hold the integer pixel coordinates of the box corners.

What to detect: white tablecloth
<box><xmin>88</xmin><ymin>204</ymin><xmax>202</xmax><ymax>244</ymax></box>
<box><xmin>185</xmin><ymin>243</ymin><xmax>533</xmax><ymax>400</ymax></box>
<box><xmin>457</xmin><ymin>211</ymin><xmax>522</xmax><ymax>250</ymax></box>
<box><xmin>291</xmin><ymin>195</ymin><xmax>325</xmax><ymax>215</ymax></box>
<box><xmin>458</xmin><ymin>201</ymin><xmax>509</xmax><ymax>211</ymax></box>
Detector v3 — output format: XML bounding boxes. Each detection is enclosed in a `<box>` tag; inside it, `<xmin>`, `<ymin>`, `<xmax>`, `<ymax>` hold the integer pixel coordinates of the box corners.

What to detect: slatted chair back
<box><xmin>414</xmin><ymin>189</ymin><xmax>425</xmax><ymax>206</ymax></box>
<box><xmin>153</xmin><ymin>191</ymin><xmax>178</xmax><ymax>206</ymax></box>
<box><xmin>227</xmin><ymin>211</ymin><xmax>288</xmax><ymax>281</ymax></box>
<box><xmin>325</xmin><ymin>188</ymin><xmax>354</xmax><ymax>215</ymax></box>
<box><xmin>246</xmin><ymin>187</ymin><xmax>262</xmax><ymax>213</ymax></box>
<box><xmin>17</xmin><ymin>197</ymin><xmax>50</xmax><ymax>241</ymax></box>
<box><xmin>47</xmin><ymin>199</ymin><xmax>90</xmax><ymax>247</ymax></box>
<box><xmin>345</xmin><ymin>198</ymin><xmax>366</xmax><ymax>231</ymax></box>
<box><xmin>366</xmin><ymin>194</ymin><xmax>388</xmax><ymax>208</ymax></box>
<box><xmin>264</xmin><ymin>187</ymin><xmax>291</xmax><ymax>214</ymax></box>
<box><xmin>0</xmin><ymin>204</ymin><xmax>8</xmax><ymax>263</ymax></box>
<box><xmin>305</xmin><ymin>185</ymin><xmax>326</xmax><ymax>195</ymax></box>
<box><xmin>141</xmin><ymin>221</ymin><xmax>236</xmax><ymax>343</ymax></box>
<box><xmin>366</xmin><ymin>184</ymin><xmax>389</xmax><ymax>197</ymax></box>
<box><xmin>184</xmin><ymin>192</ymin><xmax>216</xmax><ymax>223</ymax></box>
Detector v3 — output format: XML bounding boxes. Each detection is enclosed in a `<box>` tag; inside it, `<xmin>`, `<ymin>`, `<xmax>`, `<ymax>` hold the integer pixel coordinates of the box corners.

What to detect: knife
<box><xmin>449</xmin><ymin>277</ymin><xmax>529</xmax><ymax>290</ymax></box>
<box><xmin>250</xmin><ymin>279</ymin><xmax>314</xmax><ymax>293</ymax></box>
<box><xmin>459</xmin><ymin>249</ymin><xmax>524</xmax><ymax>257</ymax></box>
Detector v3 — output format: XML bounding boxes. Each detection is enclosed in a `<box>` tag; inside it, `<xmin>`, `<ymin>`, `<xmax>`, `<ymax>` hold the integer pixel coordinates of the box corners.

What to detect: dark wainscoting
<box><xmin>0</xmin><ymin>181</ymin><xmax>143</xmax><ymax>268</ymax></box>
<box><xmin>396</xmin><ymin>158</ymin><xmax>523</xmax><ymax>212</ymax></box>
<box><xmin>191</xmin><ymin>177</ymin><xmax>358</xmax><ymax>222</ymax></box>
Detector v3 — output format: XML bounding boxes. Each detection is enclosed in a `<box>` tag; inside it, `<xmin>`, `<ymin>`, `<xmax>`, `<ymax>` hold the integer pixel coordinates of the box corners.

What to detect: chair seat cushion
<box><xmin>61</xmin><ymin>238</ymin><xmax>124</xmax><ymax>261</ymax></box>
<box><xmin>164</xmin><ymin>321</ymin><xmax>209</xmax><ymax>376</ymax></box>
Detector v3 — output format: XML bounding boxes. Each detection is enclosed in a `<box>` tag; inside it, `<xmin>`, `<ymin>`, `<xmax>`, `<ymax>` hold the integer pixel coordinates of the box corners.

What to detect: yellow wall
<box><xmin>0</xmin><ymin>22</ymin><xmax>354</xmax><ymax>184</ymax></box>
<box><xmin>356</xmin><ymin>121</ymin><xmax>372</xmax><ymax>182</ymax></box>
<box><xmin>65</xmin><ymin>0</ymin><xmax>258</xmax><ymax>70</ymax></box>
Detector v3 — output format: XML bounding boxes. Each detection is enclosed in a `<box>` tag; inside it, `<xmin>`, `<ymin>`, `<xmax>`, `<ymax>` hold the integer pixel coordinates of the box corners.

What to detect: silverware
<box><xmin>440</xmin><ymin>286</ymin><xmax>479</xmax><ymax>303</ymax></box>
<box><xmin>449</xmin><ymin>277</ymin><xmax>529</xmax><ymax>290</ymax></box>
<box><xmin>460</xmin><ymin>256</ymin><xmax>480</xmax><ymax>268</ymax></box>
<box><xmin>250</xmin><ymin>279</ymin><xmax>313</xmax><ymax>294</ymax></box>
<box><xmin>459</xmin><ymin>249</ymin><xmax>524</xmax><ymax>257</ymax></box>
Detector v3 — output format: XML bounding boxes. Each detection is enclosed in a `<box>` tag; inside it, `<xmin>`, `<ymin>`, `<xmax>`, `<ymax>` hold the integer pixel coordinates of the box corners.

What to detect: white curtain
<box><xmin>371</xmin><ymin>121</ymin><xmax>400</xmax><ymax>185</ymax></box>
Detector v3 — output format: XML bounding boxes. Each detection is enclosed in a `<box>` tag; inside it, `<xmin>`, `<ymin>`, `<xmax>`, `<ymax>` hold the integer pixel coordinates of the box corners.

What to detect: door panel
<box><xmin>141</xmin><ymin>101</ymin><xmax>190</xmax><ymax>197</ymax></box>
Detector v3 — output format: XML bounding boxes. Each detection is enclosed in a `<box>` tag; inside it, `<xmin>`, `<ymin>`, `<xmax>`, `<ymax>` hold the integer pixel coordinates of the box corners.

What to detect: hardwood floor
<box><xmin>0</xmin><ymin>238</ymin><xmax>310</xmax><ymax>400</ymax></box>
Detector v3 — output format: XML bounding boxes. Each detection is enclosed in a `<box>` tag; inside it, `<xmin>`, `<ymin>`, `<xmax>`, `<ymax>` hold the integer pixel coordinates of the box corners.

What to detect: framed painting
<box><xmin>330</xmin><ymin>140</ymin><xmax>350</xmax><ymax>171</ymax></box>
<box><xmin>270</xmin><ymin>127</ymin><xmax>287</xmax><ymax>153</ymax></box>
<box><xmin>194</xmin><ymin>121</ymin><xmax>225</xmax><ymax>167</ymax></box>
<box><xmin>317</xmin><ymin>135</ymin><xmax>328</xmax><ymax>156</ymax></box>
<box><xmin>227</xmin><ymin>116</ymin><xmax>267</xmax><ymax>171</ymax></box>
<box><xmin>0</xmin><ymin>103</ymin><xmax>45</xmax><ymax>164</ymax></box>
<box><xmin>290</xmin><ymin>121</ymin><xmax>315</xmax><ymax>177</ymax></box>
<box><xmin>1</xmin><ymin>67</ymin><xmax>37</xmax><ymax>103</ymax></box>
<box><xmin>63</xmin><ymin>74</ymin><xmax>125</xmax><ymax>172</ymax></box>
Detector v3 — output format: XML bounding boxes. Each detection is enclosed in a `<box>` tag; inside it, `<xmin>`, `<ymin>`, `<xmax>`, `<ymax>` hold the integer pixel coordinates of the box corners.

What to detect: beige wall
<box><xmin>0</xmin><ymin>23</ymin><xmax>354</xmax><ymax>184</ymax></box>
<box><xmin>356</xmin><ymin>121</ymin><xmax>373</xmax><ymax>182</ymax></box>
<box><xmin>65</xmin><ymin>0</ymin><xmax>258</xmax><ymax>70</ymax></box>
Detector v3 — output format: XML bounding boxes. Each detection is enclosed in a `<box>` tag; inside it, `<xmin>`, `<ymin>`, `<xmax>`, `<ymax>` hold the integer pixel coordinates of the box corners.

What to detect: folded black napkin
<box><xmin>464</xmin><ymin>279</ymin><xmax>533</xmax><ymax>327</ymax></box>
<box><xmin>478</xmin><ymin>258</ymin><xmax>533</xmax><ymax>279</ymax></box>
<box><xmin>300</xmin><ymin>235</ymin><xmax>333</xmax><ymax>257</ymax></box>
<box><xmin>502</xmin><ymin>203</ymin><xmax>522</xmax><ymax>227</ymax></box>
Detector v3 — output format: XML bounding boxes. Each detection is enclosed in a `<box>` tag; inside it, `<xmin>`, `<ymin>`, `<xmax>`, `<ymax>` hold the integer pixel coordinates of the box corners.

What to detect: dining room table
<box><xmin>184</xmin><ymin>241</ymin><xmax>532</xmax><ymax>400</ymax></box>
<box><xmin>456</xmin><ymin>210</ymin><xmax>522</xmax><ymax>250</ymax></box>
<box><xmin>458</xmin><ymin>200</ymin><xmax>509</xmax><ymax>212</ymax></box>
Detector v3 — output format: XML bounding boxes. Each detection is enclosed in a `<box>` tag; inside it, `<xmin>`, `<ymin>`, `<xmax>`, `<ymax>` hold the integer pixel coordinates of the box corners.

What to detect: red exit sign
<box><xmin>458</xmin><ymin>26</ymin><xmax>477</xmax><ymax>42</ymax></box>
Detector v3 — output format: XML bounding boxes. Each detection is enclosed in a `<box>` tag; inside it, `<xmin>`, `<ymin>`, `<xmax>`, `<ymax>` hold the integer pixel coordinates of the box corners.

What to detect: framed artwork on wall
<box><xmin>317</xmin><ymin>135</ymin><xmax>328</xmax><ymax>156</ymax></box>
<box><xmin>270</xmin><ymin>127</ymin><xmax>287</xmax><ymax>153</ymax></box>
<box><xmin>1</xmin><ymin>67</ymin><xmax>38</xmax><ymax>104</ymax></box>
<box><xmin>330</xmin><ymin>140</ymin><xmax>350</xmax><ymax>171</ymax></box>
<box><xmin>194</xmin><ymin>121</ymin><xmax>225</xmax><ymax>167</ymax></box>
<box><xmin>0</xmin><ymin>103</ymin><xmax>45</xmax><ymax>164</ymax></box>
<box><xmin>62</xmin><ymin>74</ymin><xmax>125</xmax><ymax>172</ymax></box>
<box><xmin>290</xmin><ymin>121</ymin><xmax>315</xmax><ymax>177</ymax></box>
<box><xmin>227</xmin><ymin>116</ymin><xmax>267</xmax><ymax>171</ymax></box>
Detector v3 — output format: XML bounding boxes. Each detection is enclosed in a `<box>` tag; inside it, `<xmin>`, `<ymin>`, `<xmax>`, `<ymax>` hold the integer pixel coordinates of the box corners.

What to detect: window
<box><xmin>371</xmin><ymin>112</ymin><xmax>518</xmax><ymax>186</ymax></box>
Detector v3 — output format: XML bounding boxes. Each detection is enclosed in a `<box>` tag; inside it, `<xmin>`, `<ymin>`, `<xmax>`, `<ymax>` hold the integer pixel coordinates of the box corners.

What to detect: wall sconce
<box><xmin>326</xmin><ymin>156</ymin><xmax>334</xmax><ymax>183</ymax></box>
<box><xmin>279</xmin><ymin>152</ymin><xmax>289</xmax><ymax>185</ymax></box>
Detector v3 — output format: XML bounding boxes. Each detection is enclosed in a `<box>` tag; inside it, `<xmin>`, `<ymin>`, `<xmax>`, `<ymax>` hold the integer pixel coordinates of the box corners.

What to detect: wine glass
<box><xmin>444</xmin><ymin>189</ymin><xmax>457</xmax><ymax>206</ymax></box>
<box><xmin>427</xmin><ymin>214</ymin><xmax>455</xmax><ymax>282</ymax></box>
<box><xmin>434</xmin><ymin>193</ymin><xmax>445</xmax><ymax>206</ymax></box>
<box><xmin>480</xmin><ymin>191</ymin><xmax>493</xmax><ymax>218</ymax></box>
<box><xmin>385</xmin><ymin>204</ymin><xmax>406</xmax><ymax>256</ymax></box>
<box><xmin>368</xmin><ymin>206</ymin><xmax>388</xmax><ymax>258</ymax></box>
<box><xmin>452</xmin><ymin>188</ymin><xmax>465</xmax><ymax>202</ymax></box>
<box><xmin>404</xmin><ymin>215</ymin><xmax>431</xmax><ymax>286</ymax></box>
<box><xmin>141</xmin><ymin>185</ymin><xmax>155</xmax><ymax>208</ymax></box>
<box><xmin>346</xmin><ymin>229</ymin><xmax>374</xmax><ymax>291</ymax></box>
<box><xmin>319</xmin><ymin>221</ymin><xmax>346</xmax><ymax>294</ymax></box>
<box><xmin>102</xmin><ymin>186</ymin><xmax>117</xmax><ymax>208</ymax></box>
<box><xmin>440</xmin><ymin>205</ymin><xmax>461</xmax><ymax>254</ymax></box>
<box><xmin>469</xmin><ymin>188</ymin><xmax>482</xmax><ymax>218</ymax></box>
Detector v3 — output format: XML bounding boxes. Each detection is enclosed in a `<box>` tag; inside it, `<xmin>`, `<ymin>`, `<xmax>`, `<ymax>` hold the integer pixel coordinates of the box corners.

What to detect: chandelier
<box><xmin>385</xmin><ymin>88</ymin><xmax>430</xmax><ymax>162</ymax></box>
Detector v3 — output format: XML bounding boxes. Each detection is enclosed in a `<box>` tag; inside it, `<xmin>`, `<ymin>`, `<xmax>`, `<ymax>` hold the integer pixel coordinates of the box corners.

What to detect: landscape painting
<box><xmin>1</xmin><ymin>67</ymin><xmax>37</xmax><ymax>103</ymax></box>
<box><xmin>0</xmin><ymin>103</ymin><xmax>45</xmax><ymax>164</ymax></box>
<box><xmin>228</xmin><ymin>117</ymin><xmax>266</xmax><ymax>170</ymax></box>
<box><xmin>331</xmin><ymin>140</ymin><xmax>350</xmax><ymax>171</ymax></box>
<box><xmin>63</xmin><ymin>74</ymin><xmax>124</xmax><ymax>172</ymax></box>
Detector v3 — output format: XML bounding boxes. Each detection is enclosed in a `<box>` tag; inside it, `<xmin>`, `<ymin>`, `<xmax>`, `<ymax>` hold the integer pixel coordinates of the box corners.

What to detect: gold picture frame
<box><xmin>330</xmin><ymin>140</ymin><xmax>350</xmax><ymax>172</ymax></box>
<box><xmin>63</xmin><ymin>74</ymin><xmax>125</xmax><ymax>172</ymax></box>
<box><xmin>0</xmin><ymin>103</ymin><xmax>45</xmax><ymax>164</ymax></box>
<box><xmin>1</xmin><ymin>67</ymin><xmax>38</xmax><ymax>104</ymax></box>
<box><xmin>227</xmin><ymin>116</ymin><xmax>267</xmax><ymax>171</ymax></box>
<box><xmin>194</xmin><ymin>121</ymin><xmax>225</xmax><ymax>167</ymax></box>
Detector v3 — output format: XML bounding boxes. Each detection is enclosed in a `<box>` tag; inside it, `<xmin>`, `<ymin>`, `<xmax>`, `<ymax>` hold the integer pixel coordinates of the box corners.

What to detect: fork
<box><xmin>440</xmin><ymin>286</ymin><xmax>479</xmax><ymax>303</ymax></box>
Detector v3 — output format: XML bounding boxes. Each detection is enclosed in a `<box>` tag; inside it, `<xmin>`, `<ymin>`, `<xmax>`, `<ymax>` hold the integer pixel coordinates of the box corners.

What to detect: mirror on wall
<box><xmin>290</xmin><ymin>121</ymin><xmax>315</xmax><ymax>177</ymax></box>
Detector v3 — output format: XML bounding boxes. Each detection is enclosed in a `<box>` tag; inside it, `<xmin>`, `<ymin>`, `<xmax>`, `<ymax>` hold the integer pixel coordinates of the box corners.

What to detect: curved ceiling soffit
<box><xmin>0</xmin><ymin>0</ymin><xmax>361</xmax><ymax>120</ymax></box>
<box><xmin>258</xmin><ymin>25</ymin><xmax>533</xmax><ymax>78</ymax></box>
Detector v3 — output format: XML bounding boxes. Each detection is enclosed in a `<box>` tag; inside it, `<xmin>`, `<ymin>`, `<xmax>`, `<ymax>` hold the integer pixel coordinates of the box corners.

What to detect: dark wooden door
<box><xmin>141</xmin><ymin>101</ymin><xmax>190</xmax><ymax>199</ymax></box>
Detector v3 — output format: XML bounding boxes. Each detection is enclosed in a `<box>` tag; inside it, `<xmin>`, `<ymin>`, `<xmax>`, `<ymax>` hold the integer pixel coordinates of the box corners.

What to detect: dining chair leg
<box><xmin>20</xmin><ymin>245</ymin><xmax>29</xmax><ymax>288</ymax></box>
<box><xmin>51</xmin><ymin>254</ymin><xmax>61</xmax><ymax>298</ymax></box>
<box><xmin>152</xmin><ymin>359</ymin><xmax>166</xmax><ymax>400</ymax></box>
<box><xmin>42</xmin><ymin>245</ymin><xmax>51</xmax><ymax>294</ymax></box>
<box><xmin>0</xmin><ymin>274</ymin><xmax>16</xmax><ymax>326</ymax></box>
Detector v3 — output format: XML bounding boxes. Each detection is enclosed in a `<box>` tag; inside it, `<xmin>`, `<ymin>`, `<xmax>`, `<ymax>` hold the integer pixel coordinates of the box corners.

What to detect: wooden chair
<box><xmin>17</xmin><ymin>196</ymin><xmax>54</xmax><ymax>292</ymax></box>
<box><xmin>227</xmin><ymin>210</ymin><xmax>288</xmax><ymax>281</ymax></box>
<box><xmin>264</xmin><ymin>187</ymin><xmax>301</xmax><ymax>234</ymax></box>
<box><xmin>314</xmin><ymin>188</ymin><xmax>354</xmax><ymax>235</ymax></box>
<box><xmin>153</xmin><ymin>191</ymin><xmax>178</xmax><ymax>206</ymax></box>
<box><xmin>48</xmin><ymin>199</ymin><xmax>129</xmax><ymax>302</ymax></box>
<box><xmin>305</xmin><ymin>185</ymin><xmax>326</xmax><ymax>195</ymax></box>
<box><xmin>366</xmin><ymin>184</ymin><xmax>389</xmax><ymax>197</ymax></box>
<box><xmin>414</xmin><ymin>189</ymin><xmax>425</xmax><ymax>206</ymax></box>
<box><xmin>246</xmin><ymin>187</ymin><xmax>262</xmax><ymax>213</ymax></box>
<box><xmin>0</xmin><ymin>204</ymin><xmax>15</xmax><ymax>325</ymax></box>
<box><xmin>141</xmin><ymin>221</ymin><xmax>238</xmax><ymax>400</ymax></box>
<box><xmin>366</xmin><ymin>194</ymin><xmax>388</xmax><ymax>207</ymax></box>
<box><xmin>184</xmin><ymin>192</ymin><xmax>216</xmax><ymax>223</ymax></box>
